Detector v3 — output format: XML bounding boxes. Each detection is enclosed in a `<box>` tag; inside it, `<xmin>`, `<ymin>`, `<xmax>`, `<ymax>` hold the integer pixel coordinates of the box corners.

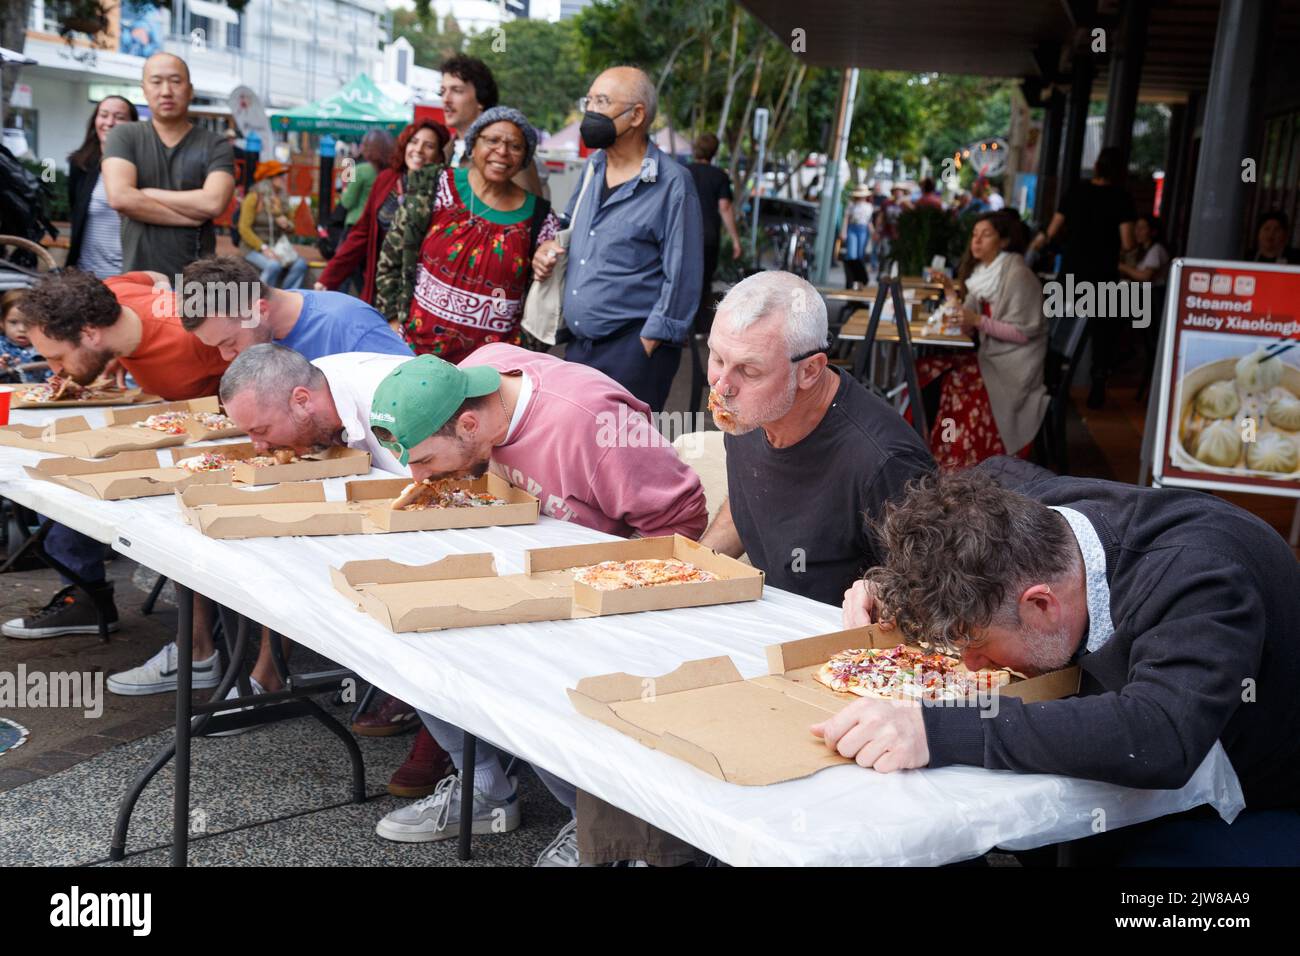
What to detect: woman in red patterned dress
<box><xmin>396</xmin><ymin>107</ymin><xmax>558</xmax><ymax>362</ymax></box>
<box><xmin>916</xmin><ymin>211</ymin><xmax>1049</xmax><ymax>471</ymax></box>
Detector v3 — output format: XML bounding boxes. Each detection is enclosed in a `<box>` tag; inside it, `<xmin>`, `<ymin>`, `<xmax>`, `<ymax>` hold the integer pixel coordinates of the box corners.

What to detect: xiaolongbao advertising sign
<box><xmin>1153</xmin><ymin>259</ymin><xmax>1300</xmax><ymax>496</ymax></box>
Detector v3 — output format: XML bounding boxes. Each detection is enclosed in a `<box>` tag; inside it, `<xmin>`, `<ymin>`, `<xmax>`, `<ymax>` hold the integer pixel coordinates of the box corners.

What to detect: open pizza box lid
<box><xmin>176</xmin><ymin>482</ymin><xmax>368</xmax><ymax>538</ymax></box>
<box><xmin>568</xmin><ymin>657</ymin><xmax>852</xmax><ymax>786</ymax></box>
<box><xmin>0</xmin><ymin>413</ymin><xmax>185</xmax><ymax>458</ymax></box>
<box><xmin>107</xmin><ymin>396</ymin><xmax>244</xmax><ymax>442</ymax></box>
<box><xmin>11</xmin><ymin>385</ymin><xmax>160</xmax><ymax>409</ymax></box>
<box><xmin>523</xmin><ymin>534</ymin><xmax>764</xmax><ymax>615</ymax></box>
<box><xmin>166</xmin><ymin>442</ymin><xmax>371</xmax><ymax>486</ymax></box>
<box><xmin>23</xmin><ymin>449</ymin><xmax>228</xmax><ymax>500</ymax></box>
<box><xmin>331</xmin><ymin>555</ymin><xmax>575</xmax><ymax>632</ymax></box>
<box><xmin>347</xmin><ymin>473</ymin><xmax>540</xmax><ymax>531</ymax></box>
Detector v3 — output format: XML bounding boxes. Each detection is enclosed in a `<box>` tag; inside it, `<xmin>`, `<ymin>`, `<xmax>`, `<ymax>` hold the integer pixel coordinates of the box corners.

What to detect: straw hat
<box><xmin>850</xmin><ymin>184</ymin><xmax>871</xmax><ymax>199</ymax></box>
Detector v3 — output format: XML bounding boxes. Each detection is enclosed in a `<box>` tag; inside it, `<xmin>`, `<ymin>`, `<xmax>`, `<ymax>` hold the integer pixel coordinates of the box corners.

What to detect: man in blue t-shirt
<box><xmin>177</xmin><ymin>255</ymin><xmax>412</xmax><ymax>360</ymax></box>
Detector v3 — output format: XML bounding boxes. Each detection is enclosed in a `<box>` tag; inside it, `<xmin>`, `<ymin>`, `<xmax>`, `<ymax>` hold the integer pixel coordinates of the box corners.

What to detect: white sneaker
<box><xmin>106</xmin><ymin>644</ymin><xmax>222</xmax><ymax>696</ymax></box>
<box><xmin>535</xmin><ymin>818</ymin><xmax>584</xmax><ymax>867</ymax></box>
<box><xmin>374</xmin><ymin>774</ymin><xmax>520</xmax><ymax>844</ymax></box>
<box><xmin>205</xmin><ymin>676</ymin><xmax>267</xmax><ymax>737</ymax></box>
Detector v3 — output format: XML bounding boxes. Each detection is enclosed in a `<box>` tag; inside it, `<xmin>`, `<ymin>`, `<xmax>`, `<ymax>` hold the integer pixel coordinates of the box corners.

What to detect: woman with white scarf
<box><xmin>917</xmin><ymin>211</ymin><xmax>1049</xmax><ymax>470</ymax></box>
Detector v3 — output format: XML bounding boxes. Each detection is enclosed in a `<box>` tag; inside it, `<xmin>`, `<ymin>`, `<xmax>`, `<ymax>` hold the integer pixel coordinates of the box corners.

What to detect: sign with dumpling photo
<box><xmin>1153</xmin><ymin>260</ymin><xmax>1300</xmax><ymax>497</ymax></box>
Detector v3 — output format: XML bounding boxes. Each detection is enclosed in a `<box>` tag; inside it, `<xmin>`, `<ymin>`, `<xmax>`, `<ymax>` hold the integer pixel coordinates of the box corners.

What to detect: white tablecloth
<box><xmin>0</xmin><ymin>407</ymin><xmax>1247</xmax><ymax>865</ymax></box>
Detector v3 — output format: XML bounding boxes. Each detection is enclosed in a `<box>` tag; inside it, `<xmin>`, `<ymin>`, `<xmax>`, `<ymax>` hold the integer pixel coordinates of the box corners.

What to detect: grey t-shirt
<box><xmin>103</xmin><ymin>120</ymin><xmax>234</xmax><ymax>278</ymax></box>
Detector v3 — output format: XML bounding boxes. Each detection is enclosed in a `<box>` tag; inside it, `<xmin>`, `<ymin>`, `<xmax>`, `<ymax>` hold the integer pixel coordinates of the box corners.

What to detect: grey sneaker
<box><xmin>535</xmin><ymin>818</ymin><xmax>584</xmax><ymax>867</ymax></box>
<box><xmin>107</xmin><ymin>643</ymin><xmax>222</xmax><ymax>696</ymax></box>
<box><xmin>2</xmin><ymin>583</ymin><xmax>119</xmax><ymax>639</ymax></box>
<box><xmin>374</xmin><ymin>774</ymin><xmax>520</xmax><ymax>843</ymax></box>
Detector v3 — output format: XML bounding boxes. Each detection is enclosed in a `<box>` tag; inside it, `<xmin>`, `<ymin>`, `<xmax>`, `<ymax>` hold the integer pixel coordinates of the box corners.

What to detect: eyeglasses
<box><xmin>477</xmin><ymin>134</ymin><xmax>526</xmax><ymax>157</ymax></box>
<box><xmin>790</xmin><ymin>346</ymin><xmax>828</xmax><ymax>363</ymax></box>
<box><xmin>577</xmin><ymin>95</ymin><xmax>634</xmax><ymax>113</ymax></box>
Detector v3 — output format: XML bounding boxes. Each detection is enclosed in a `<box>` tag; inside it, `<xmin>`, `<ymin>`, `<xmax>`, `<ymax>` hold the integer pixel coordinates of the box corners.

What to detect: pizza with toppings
<box><xmin>133</xmin><ymin>410</ymin><xmax>236</xmax><ymax>435</ymax></box>
<box><xmin>814</xmin><ymin>644</ymin><xmax>1012</xmax><ymax>702</ymax></box>
<box><xmin>17</xmin><ymin>376</ymin><xmax>125</xmax><ymax>404</ymax></box>
<box><xmin>134</xmin><ymin>411</ymin><xmax>193</xmax><ymax>434</ymax></box>
<box><xmin>174</xmin><ymin>452</ymin><xmax>234</xmax><ymax>472</ymax></box>
<box><xmin>573</xmin><ymin>558</ymin><xmax>718</xmax><ymax>591</ymax></box>
<box><xmin>707</xmin><ymin>389</ymin><xmax>737</xmax><ymax>429</ymax></box>
<box><xmin>245</xmin><ymin>448</ymin><xmax>300</xmax><ymax>467</ymax></box>
<box><xmin>390</xmin><ymin>478</ymin><xmax>506</xmax><ymax>511</ymax></box>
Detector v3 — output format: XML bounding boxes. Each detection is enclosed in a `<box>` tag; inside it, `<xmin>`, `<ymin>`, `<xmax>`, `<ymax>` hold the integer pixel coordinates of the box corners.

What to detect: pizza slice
<box><xmin>707</xmin><ymin>389</ymin><xmax>737</xmax><ymax>428</ymax></box>
<box><xmin>134</xmin><ymin>411</ymin><xmax>193</xmax><ymax>434</ymax></box>
<box><xmin>174</xmin><ymin>452</ymin><xmax>233</xmax><ymax>472</ymax></box>
<box><xmin>390</xmin><ymin>478</ymin><xmax>506</xmax><ymax>511</ymax></box>
<box><xmin>244</xmin><ymin>448</ymin><xmax>300</xmax><ymax>467</ymax></box>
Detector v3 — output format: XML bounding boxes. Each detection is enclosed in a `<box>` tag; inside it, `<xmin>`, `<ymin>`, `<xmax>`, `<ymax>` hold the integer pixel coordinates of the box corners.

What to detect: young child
<box><xmin>0</xmin><ymin>291</ymin><xmax>51</xmax><ymax>383</ymax></box>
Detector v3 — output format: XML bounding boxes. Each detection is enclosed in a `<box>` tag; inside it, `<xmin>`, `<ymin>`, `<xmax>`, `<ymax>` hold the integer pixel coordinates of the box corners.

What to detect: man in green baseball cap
<box><xmin>369</xmin><ymin>353</ymin><xmax>505</xmax><ymax>476</ymax></box>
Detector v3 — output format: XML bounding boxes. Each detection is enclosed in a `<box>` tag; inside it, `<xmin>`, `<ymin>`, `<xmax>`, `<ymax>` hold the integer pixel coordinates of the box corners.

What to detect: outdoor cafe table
<box><xmin>0</xmin><ymin>407</ymin><xmax>1245</xmax><ymax>866</ymax></box>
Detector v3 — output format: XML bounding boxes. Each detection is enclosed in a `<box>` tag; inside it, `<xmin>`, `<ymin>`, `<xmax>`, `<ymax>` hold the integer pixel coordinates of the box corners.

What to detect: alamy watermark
<box><xmin>0</xmin><ymin>665</ymin><xmax>103</xmax><ymax>719</ymax></box>
<box><xmin>1043</xmin><ymin>274</ymin><xmax>1151</xmax><ymax>329</ymax></box>
<box><xmin>594</xmin><ymin>405</ymin><xmax>710</xmax><ymax>458</ymax></box>
<box><xmin>152</xmin><ymin>276</ymin><xmax>264</xmax><ymax>328</ymax></box>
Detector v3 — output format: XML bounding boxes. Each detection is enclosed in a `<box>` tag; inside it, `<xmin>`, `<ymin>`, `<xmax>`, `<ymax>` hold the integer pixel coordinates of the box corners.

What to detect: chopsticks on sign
<box><xmin>1263</xmin><ymin>339</ymin><xmax>1297</xmax><ymax>360</ymax></box>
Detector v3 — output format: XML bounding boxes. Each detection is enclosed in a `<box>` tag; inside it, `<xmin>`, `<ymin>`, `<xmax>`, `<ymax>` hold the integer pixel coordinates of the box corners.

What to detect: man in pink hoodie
<box><xmin>367</xmin><ymin>344</ymin><xmax>707</xmax><ymax>863</ymax></box>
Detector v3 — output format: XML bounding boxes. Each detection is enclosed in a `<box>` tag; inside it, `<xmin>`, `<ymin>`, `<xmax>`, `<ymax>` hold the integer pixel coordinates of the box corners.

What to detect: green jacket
<box><xmin>339</xmin><ymin>160</ymin><xmax>378</xmax><ymax>228</ymax></box>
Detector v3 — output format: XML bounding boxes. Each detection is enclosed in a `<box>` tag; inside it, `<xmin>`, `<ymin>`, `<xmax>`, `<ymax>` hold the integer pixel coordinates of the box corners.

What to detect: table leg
<box><xmin>172</xmin><ymin>583</ymin><xmax>194</xmax><ymax>867</ymax></box>
<box><xmin>458</xmin><ymin>732</ymin><xmax>476</xmax><ymax>862</ymax></box>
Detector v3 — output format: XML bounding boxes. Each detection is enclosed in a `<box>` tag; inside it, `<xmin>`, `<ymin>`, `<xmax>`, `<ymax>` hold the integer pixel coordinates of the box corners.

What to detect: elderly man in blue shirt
<box><xmin>533</xmin><ymin>66</ymin><xmax>704</xmax><ymax>412</ymax></box>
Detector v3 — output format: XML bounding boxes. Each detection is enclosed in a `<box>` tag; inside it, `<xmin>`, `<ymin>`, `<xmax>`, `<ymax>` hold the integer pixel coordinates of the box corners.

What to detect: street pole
<box><xmin>811</xmin><ymin>68</ymin><xmax>859</xmax><ymax>287</ymax></box>
<box><xmin>749</xmin><ymin>107</ymin><xmax>769</xmax><ymax>261</ymax></box>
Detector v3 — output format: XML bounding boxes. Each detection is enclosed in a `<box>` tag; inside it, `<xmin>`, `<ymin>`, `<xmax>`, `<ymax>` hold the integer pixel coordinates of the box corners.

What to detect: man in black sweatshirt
<box><xmin>825</xmin><ymin>457</ymin><xmax>1300</xmax><ymax>864</ymax></box>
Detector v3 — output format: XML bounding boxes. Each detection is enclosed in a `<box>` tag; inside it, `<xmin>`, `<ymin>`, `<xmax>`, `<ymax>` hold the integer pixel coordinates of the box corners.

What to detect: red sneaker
<box><xmin>387</xmin><ymin>726</ymin><xmax>455</xmax><ymax>798</ymax></box>
<box><xmin>351</xmin><ymin>694</ymin><xmax>419</xmax><ymax>737</ymax></box>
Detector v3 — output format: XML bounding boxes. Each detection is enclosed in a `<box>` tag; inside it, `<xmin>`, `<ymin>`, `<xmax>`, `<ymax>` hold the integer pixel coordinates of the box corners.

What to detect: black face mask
<box><xmin>580</xmin><ymin>108</ymin><xmax>629</xmax><ymax>150</ymax></box>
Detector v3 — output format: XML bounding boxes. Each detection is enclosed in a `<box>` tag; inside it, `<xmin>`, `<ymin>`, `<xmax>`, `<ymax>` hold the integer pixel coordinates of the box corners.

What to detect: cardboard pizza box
<box><xmin>349</xmin><ymin>473</ymin><xmax>540</xmax><ymax>531</ymax></box>
<box><xmin>331</xmin><ymin>536</ymin><xmax>764</xmax><ymax>633</ymax></box>
<box><xmin>764</xmin><ymin>625</ymin><xmax>1082</xmax><ymax>706</ymax></box>
<box><xmin>567</xmin><ymin>625</ymin><xmax>1082</xmax><ymax>787</ymax></box>
<box><xmin>523</xmin><ymin>534</ymin><xmax>764</xmax><ymax>614</ymax></box>
<box><xmin>568</xmin><ymin>657</ymin><xmax>851</xmax><ymax>786</ymax></box>
<box><xmin>331</xmin><ymin>555</ymin><xmax>575</xmax><ymax>632</ymax></box>
<box><xmin>0</xmin><ymin>397</ymin><xmax>242</xmax><ymax>458</ymax></box>
<box><xmin>176</xmin><ymin>482</ymin><xmax>369</xmax><ymax>538</ymax></box>
<box><xmin>176</xmin><ymin>473</ymin><xmax>538</xmax><ymax>539</ymax></box>
<box><xmin>0</xmin><ymin>413</ymin><xmax>187</xmax><ymax>458</ymax></box>
<box><xmin>23</xmin><ymin>449</ymin><xmax>227</xmax><ymax>500</ymax></box>
<box><xmin>11</xmin><ymin>385</ymin><xmax>160</xmax><ymax>409</ymax></box>
<box><xmin>166</xmin><ymin>443</ymin><xmax>372</xmax><ymax>486</ymax></box>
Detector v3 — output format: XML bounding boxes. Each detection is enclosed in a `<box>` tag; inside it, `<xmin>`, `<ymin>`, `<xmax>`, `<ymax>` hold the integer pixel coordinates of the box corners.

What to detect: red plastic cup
<box><xmin>0</xmin><ymin>387</ymin><xmax>11</xmax><ymax>426</ymax></box>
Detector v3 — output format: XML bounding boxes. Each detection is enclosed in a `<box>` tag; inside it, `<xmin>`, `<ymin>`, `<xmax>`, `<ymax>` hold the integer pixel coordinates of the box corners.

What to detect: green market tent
<box><xmin>271</xmin><ymin>74</ymin><xmax>412</xmax><ymax>135</ymax></box>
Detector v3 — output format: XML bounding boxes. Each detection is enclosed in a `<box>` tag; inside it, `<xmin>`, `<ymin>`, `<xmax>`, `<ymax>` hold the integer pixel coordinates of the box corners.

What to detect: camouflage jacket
<box><xmin>373</xmin><ymin>162</ymin><xmax>445</xmax><ymax>327</ymax></box>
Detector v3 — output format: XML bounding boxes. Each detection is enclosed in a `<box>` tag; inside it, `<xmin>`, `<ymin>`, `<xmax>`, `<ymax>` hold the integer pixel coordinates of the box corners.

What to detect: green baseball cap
<box><xmin>369</xmin><ymin>355</ymin><xmax>501</xmax><ymax>465</ymax></box>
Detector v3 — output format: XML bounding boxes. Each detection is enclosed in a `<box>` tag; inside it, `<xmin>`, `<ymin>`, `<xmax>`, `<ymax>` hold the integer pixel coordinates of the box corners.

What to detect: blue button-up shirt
<box><xmin>562</xmin><ymin>141</ymin><xmax>704</xmax><ymax>345</ymax></box>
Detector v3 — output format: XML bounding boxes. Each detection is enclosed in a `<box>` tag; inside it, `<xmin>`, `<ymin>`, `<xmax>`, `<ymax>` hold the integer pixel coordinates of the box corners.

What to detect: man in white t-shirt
<box><xmin>219</xmin><ymin>345</ymin><xmax>409</xmax><ymax>474</ymax></box>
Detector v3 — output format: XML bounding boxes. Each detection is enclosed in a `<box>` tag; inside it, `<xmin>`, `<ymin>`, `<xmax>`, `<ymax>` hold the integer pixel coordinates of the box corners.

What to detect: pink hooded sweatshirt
<box><xmin>460</xmin><ymin>344</ymin><xmax>707</xmax><ymax>539</ymax></box>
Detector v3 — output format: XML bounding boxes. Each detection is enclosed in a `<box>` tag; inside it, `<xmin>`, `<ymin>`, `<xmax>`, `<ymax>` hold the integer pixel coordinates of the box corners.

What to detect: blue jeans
<box><xmin>245</xmin><ymin>250</ymin><xmax>309</xmax><ymax>290</ymax></box>
<box><xmin>44</xmin><ymin>521</ymin><xmax>106</xmax><ymax>585</ymax></box>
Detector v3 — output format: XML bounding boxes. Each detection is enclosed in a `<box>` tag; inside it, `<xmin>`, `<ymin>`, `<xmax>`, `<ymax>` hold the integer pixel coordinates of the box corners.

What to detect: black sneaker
<box><xmin>2</xmin><ymin>583</ymin><xmax>120</xmax><ymax>639</ymax></box>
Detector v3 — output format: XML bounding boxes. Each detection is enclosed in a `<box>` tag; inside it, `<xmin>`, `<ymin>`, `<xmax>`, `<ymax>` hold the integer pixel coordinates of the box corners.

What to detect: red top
<box><xmin>318</xmin><ymin>167</ymin><xmax>402</xmax><ymax>303</ymax></box>
<box><xmin>105</xmin><ymin>273</ymin><xmax>229</xmax><ymax>400</ymax></box>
